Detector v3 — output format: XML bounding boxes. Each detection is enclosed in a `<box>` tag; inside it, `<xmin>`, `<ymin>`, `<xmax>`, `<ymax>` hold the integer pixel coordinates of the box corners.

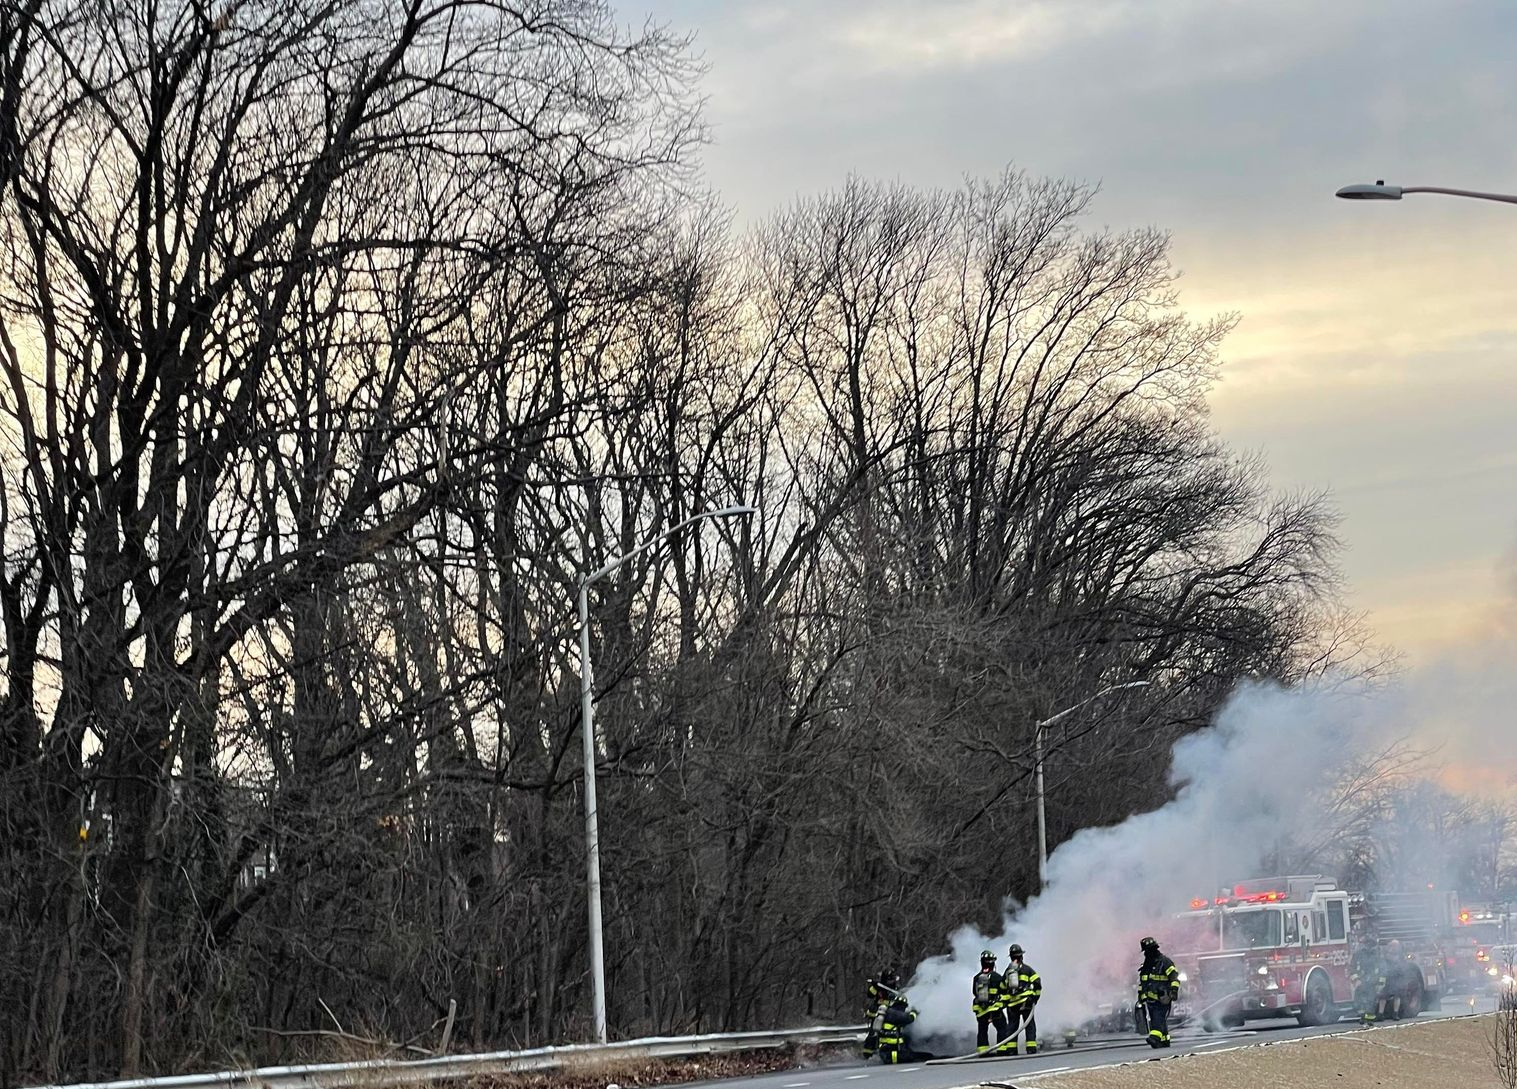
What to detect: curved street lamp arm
<box><xmin>1033</xmin><ymin>678</ymin><xmax>1149</xmax><ymax>889</ymax></box>
<box><xmin>1338</xmin><ymin>180</ymin><xmax>1517</xmax><ymax>206</ymax></box>
<box><xmin>584</xmin><ymin>505</ymin><xmax>756</xmax><ymax>585</ymax></box>
<box><xmin>1035</xmin><ymin>679</ymin><xmax>1151</xmax><ymax>729</ymax></box>
<box><xmin>1400</xmin><ymin>185</ymin><xmax>1517</xmax><ymax>205</ymax></box>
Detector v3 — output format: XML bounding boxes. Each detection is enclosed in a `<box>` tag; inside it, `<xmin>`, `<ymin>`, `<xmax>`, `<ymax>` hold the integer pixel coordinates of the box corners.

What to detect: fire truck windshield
<box><xmin>1221</xmin><ymin>908</ymin><xmax>1282</xmax><ymax>950</ymax></box>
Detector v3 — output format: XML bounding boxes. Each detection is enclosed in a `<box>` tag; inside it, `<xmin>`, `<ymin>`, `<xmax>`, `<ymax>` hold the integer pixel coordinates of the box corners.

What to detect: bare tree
<box><xmin>0</xmin><ymin>0</ymin><xmax>697</xmax><ymax>1076</ymax></box>
<box><xmin>1493</xmin><ymin>957</ymin><xmax>1517</xmax><ymax>1089</ymax></box>
<box><xmin>0</xmin><ymin>1</ymin><xmax>1378</xmax><ymax>1072</ymax></box>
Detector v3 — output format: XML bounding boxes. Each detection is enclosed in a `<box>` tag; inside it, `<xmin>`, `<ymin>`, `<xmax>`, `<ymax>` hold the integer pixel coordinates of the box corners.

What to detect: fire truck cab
<box><xmin>1173</xmin><ymin>876</ymin><xmax>1444</xmax><ymax>1029</ymax></box>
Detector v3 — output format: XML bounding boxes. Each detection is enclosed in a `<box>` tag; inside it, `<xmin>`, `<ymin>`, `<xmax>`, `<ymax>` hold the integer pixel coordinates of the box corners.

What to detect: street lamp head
<box><xmin>1336</xmin><ymin>181</ymin><xmax>1403</xmax><ymax>201</ymax></box>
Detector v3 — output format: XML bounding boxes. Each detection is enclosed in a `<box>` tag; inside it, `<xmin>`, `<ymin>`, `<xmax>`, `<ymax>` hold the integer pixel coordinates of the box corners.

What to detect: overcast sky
<box><xmin>636</xmin><ymin>0</ymin><xmax>1517</xmax><ymax>668</ymax></box>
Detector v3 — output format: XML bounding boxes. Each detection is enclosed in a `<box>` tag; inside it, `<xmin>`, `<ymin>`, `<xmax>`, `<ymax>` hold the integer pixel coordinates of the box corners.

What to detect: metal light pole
<box><xmin>1034</xmin><ymin>680</ymin><xmax>1150</xmax><ymax>889</ymax></box>
<box><xmin>576</xmin><ymin>504</ymin><xmax>755</xmax><ymax>1043</ymax></box>
<box><xmin>1336</xmin><ymin>180</ymin><xmax>1517</xmax><ymax>206</ymax></box>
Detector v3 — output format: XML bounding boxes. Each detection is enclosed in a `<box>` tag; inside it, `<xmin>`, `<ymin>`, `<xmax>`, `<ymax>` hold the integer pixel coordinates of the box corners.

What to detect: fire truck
<box><xmin>1170</xmin><ymin>876</ymin><xmax>1447</xmax><ymax>1029</ymax></box>
<box><xmin>1441</xmin><ymin>904</ymin><xmax>1513</xmax><ymax>992</ymax></box>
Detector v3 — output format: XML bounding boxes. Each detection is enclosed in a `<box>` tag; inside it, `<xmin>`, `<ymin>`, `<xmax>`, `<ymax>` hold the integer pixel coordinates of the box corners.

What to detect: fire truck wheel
<box><xmin>1298</xmin><ymin>974</ymin><xmax>1333</xmax><ymax>1026</ymax></box>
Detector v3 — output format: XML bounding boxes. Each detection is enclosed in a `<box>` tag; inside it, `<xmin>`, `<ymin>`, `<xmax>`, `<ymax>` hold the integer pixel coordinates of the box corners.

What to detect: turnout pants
<box><xmin>976</xmin><ymin>1009</ymin><xmax>1009</xmax><ymax>1052</ymax></box>
<box><xmin>994</xmin><ymin>1004</ymin><xmax>1038</xmax><ymax>1054</ymax></box>
<box><xmin>1353</xmin><ymin>981</ymin><xmax>1376</xmax><ymax>1023</ymax></box>
<box><xmin>1144</xmin><ymin>999</ymin><xmax>1171</xmax><ymax>1047</ymax></box>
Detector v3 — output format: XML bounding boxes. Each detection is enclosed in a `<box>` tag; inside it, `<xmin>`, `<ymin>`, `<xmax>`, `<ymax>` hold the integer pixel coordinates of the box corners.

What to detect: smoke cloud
<box><xmin>1402</xmin><ymin>530</ymin><xmax>1517</xmax><ymax>799</ymax></box>
<box><xmin>905</xmin><ymin>678</ymin><xmax>1388</xmax><ymax>1047</ymax></box>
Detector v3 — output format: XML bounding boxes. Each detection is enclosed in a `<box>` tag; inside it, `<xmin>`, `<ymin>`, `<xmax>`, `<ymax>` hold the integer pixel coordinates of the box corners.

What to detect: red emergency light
<box><xmin>1460</xmin><ymin>910</ymin><xmax>1472</xmax><ymax>924</ymax></box>
<box><xmin>1225</xmin><ymin>885</ymin><xmax>1286</xmax><ymax>910</ymax></box>
<box><xmin>1195</xmin><ymin>889</ymin><xmax>1288</xmax><ymax>908</ymax></box>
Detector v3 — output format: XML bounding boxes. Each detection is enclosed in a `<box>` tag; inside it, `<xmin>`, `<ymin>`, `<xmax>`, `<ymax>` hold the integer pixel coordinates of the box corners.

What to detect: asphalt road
<box><xmin>683</xmin><ymin>995</ymin><xmax>1497</xmax><ymax>1089</ymax></box>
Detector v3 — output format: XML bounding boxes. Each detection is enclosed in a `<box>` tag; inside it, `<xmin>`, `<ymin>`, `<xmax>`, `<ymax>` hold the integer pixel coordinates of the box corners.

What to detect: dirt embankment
<box><xmin>458</xmin><ymin>1043</ymin><xmax>853</xmax><ymax>1089</ymax></box>
<box><xmin>1005</xmin><ymin>1016</ymin><xmax>1507</xmax><ymax>1089</ymax></box>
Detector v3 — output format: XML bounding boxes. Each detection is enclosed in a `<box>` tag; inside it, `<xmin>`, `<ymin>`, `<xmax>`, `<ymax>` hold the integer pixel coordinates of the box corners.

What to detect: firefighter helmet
<box><xmin>880</xmin><ymin>968</ymin><xmax>901</xmax><ymax>989</ymax></box>
<box><xmin>1140</xmin><ymin>936</ymin><xmax>1160</xmax><ymax>952</ymax></box>
<box><xmin>1008</xmin><ymin>943</ymin><xmax>1025</xmax><ymax>958</ymax></box>
<box><xmin>980</xmin><ymin>949</ymin><xmax>996</xmax><ymax>965</ymax></box>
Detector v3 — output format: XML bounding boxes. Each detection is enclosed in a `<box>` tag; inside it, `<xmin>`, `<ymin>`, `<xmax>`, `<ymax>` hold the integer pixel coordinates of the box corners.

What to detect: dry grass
<box><xmin>1004</xmin><ymin>1016</ymin><xmax>1504</xmax><ymax>1089</ymax></box>
<box><xmin>457</xmin><ymin>1044</ymin><xmax>851</xmax><ymax>1089</ymax></box>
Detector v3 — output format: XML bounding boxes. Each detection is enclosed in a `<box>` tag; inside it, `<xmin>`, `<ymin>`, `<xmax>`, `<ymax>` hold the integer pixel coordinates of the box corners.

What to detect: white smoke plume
<box><xmin>905</xmin><ymin>678</ymin><xmax>1383</xmax><ymax>1048</ymax></box>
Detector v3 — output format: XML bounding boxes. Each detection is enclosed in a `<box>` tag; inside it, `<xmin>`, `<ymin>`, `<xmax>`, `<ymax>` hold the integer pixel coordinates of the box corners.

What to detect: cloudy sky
<box><xmin>637</xmin><ymin>0</ymin><xmax>1517</xmax><ymax>668</ymax></box>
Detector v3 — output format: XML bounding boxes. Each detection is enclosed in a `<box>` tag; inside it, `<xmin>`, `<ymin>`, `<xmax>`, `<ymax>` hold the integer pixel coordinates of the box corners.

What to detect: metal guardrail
<box><xmin>27</xmin><ymin>1025</ymin><xmax>868</xmax><ymax>1089</ymax></box>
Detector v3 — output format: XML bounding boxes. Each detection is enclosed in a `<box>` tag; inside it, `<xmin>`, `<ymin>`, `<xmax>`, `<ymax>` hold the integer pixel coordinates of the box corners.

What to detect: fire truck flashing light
<box><xmin>1189</xmin><ymin>889</ymin><xmax>1288</xmax><ymax>909</ymax></box>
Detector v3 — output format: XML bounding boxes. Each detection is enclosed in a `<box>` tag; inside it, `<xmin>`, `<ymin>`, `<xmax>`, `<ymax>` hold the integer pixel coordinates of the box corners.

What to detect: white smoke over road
<box><xmin>904</xmin><ymin>678</ymin><xmax>1383</xmax><ymax>1049</ymax></box>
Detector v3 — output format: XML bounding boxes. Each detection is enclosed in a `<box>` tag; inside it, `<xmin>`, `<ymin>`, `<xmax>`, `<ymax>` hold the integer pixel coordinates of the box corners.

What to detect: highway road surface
<box><xmin>684</xmin><ymin>996</ymin><xmax>1497</xmax><ymax>1089</ymax></box>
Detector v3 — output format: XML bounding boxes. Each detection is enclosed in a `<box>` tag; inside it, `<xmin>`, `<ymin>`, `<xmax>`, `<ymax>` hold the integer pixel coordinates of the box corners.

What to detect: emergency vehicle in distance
<box><xmin>1441</xmin><ymin>904</ymin><xmax>1513</xmax><ymax>993</ymax></box>
<box><xmin>1167</xmin><ymin>876</ymin><xmax>1447</xmax><ymax>1029</ymax></box>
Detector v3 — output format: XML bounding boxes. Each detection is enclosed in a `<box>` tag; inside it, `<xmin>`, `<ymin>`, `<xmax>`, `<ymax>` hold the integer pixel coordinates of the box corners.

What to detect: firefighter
<box><xmin>972</xmin><ymin>950</ymin><xmax>1010</xmax><ymax>1053</ymax></box>
<box><xmin>1381</xmin><ymin>940</ymin><xmax>1414</xmax><ymax>1021</ymax></box>
<box><xmin>1350</xmin><ymin>938</ymin><xmax>1383</xmax><ymax>1024</ymax></box>
<box><xmin>862</xmin><ymin>968</ymin><xmax>902</xmax><ymax>1057</ymax></box>
<box><xmin>861</xmin><ymin>973</ymin><xmax>881</xmax><ymax>1057</ymax></box>
<box><xmin>1371</xmin><ymin>942</ymin><xmax>1402</xmax><ymax>1022</ymax></box>
<box><xmin>1138</xmin><ymin>936</ymin><xmax>1180</xmax><ymax>1048</ymax></box>
<box><xmin>996</xmin><ymin>943</ymin><xmax>1041</xmax><ymax>1055</ymax></box>
<box><xmin>876</xmin><ymin>990</ymin><xmax>928</xmax><ymax>1063</ymax></box>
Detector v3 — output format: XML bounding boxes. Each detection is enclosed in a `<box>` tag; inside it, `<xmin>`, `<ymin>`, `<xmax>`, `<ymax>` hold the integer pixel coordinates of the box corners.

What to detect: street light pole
<box><xmin>576</xmin><ymin>579</ymin><xmax>605</xmax><ymax>1044</ymax></box>
<box><xmin>576</xmin><ymin>504</ymin><xmax>755</xmax><ymax>1043</ymax></box>
<box><xmin>1336</xmin><ymin>180</ymin><xmax>1517</xmax><ymax>206</ymax></box>
<box><xmin>1034</xmin><ymin>722</ymin><xmax>1047</xmax><ymax>890</ymax></box>
<box><xmin>1033</xmin><ymin>680</ymin><xmax>1150</xmax><ymax>889</ymax></box>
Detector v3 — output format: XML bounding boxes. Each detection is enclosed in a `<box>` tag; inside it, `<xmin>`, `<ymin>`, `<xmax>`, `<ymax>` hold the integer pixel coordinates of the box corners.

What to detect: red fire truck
<box><xmin>1170</xmin><ymin>876</ymin><xmax>1446</xmax><ymax>1028</ymax></box>
<box><xmin>1441</xmin><ymin>904</ymin><xmax>1513</xmax><ymax>992</ymax></box>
